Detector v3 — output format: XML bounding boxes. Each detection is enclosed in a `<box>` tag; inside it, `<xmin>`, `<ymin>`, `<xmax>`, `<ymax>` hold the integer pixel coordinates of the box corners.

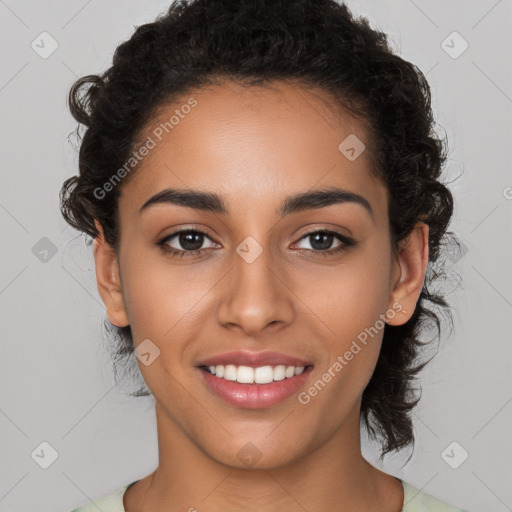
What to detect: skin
<box><xmin>93</xmin><ymin>80</ymin><xmax>429</xmax><ymax>511</ymax></box>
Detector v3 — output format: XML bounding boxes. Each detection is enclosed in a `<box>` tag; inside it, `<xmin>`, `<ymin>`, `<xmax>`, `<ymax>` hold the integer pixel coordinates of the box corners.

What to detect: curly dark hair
<box><xmin>59</xmin><ymin>0</ymin><xmax>462</xmax><ymax>459</ymax></box>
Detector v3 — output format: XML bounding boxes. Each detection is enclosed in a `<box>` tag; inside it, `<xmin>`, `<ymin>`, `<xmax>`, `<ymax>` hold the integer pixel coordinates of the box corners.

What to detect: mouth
<box><xmin>199</xmin><ymin>364</ymin><xmax>313</xmax><ymax>409</ymax></box>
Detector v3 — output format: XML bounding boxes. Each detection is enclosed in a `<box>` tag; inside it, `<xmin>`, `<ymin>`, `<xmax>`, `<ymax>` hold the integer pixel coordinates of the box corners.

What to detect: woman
<box><xmin>60</xmin><ymin>0</ymin><xmax>469</xmax><ymax>510</ymax></box>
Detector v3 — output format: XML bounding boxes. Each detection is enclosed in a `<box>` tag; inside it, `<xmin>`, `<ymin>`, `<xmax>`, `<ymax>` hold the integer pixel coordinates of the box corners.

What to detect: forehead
<box><xmin>119</xmin><ymin>80</ymin><xmax>388</xmax><ymax>220</ymax></box>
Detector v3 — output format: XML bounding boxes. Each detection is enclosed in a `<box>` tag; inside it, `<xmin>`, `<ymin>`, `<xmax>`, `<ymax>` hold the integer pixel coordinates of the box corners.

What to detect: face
<box><xmin>94</xmin><ymin>80</ymin><xmax>425</xmax><ymax>470</ymax></box>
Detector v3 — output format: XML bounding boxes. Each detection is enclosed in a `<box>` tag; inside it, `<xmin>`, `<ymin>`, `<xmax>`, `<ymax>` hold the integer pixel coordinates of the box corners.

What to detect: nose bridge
<box><xmin>216</xmin><ymin>235</ymin><xmax>293</xmax><ymax>334</ymax></box>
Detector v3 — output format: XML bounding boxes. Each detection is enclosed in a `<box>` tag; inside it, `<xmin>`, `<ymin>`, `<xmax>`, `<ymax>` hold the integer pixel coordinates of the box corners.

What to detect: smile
<box><xmin>198</xmin><ymin>364</ymin><xmax>314</xmax><ymax>409</ymax></box>
<box><xmin>203</xmin><ymin>364</ymin><xmax>306</xmax><ymax>384</ymax></box>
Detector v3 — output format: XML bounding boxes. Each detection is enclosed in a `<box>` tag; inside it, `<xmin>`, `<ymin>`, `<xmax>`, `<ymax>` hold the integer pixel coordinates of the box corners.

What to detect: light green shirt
<box><xmin>70</xmin><ymin>479</ymin><xmax>470</xmax><ymax>511</ymax></box>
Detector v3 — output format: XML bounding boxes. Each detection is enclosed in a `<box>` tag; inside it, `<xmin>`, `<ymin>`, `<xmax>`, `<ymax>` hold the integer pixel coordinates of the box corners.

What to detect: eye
<box><xmin>156</xmin><ymin>227</ymin><xmax>355</xmax><ymax>259</ymax></box>
<box><xmin>292</xmin><ymin>229</ymin><xmax>354</xmax><ymax>256</ymax></box>
<box><xmin>157</xmin><ymin>228</ymin><xmax>218</xmax><ymax>258</ymax></box>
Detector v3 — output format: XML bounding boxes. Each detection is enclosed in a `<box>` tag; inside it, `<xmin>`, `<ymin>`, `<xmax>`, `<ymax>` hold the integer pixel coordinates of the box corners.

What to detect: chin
<box><xmin>202</xmin><ymin>433</ymin><xmax>310</xmax><ymax>471</ymax></box>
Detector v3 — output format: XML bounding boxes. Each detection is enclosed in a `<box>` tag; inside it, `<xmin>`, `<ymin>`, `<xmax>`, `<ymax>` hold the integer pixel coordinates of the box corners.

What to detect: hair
<box><xmin>59</xmin><ymin>0</ymin><xmax>463</xmax><ymax>460</ymax></box>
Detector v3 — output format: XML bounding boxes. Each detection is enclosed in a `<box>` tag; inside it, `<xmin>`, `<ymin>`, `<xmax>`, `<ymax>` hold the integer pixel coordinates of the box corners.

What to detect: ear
<box><xmin>93</xmin><ymin>219</ymin><xmax>129</xmax><ymax>327</ymax></box>
<box><xmin>386</xmin><ymin>222</ymin><xmax>429</xmax><ymax>326</ymax></box>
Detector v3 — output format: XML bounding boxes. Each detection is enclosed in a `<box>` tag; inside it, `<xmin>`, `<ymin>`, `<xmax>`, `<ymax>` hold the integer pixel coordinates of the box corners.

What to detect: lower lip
<box><xmin>199</xmin><ymin>366</ymin><xmax>313</xmax><ymax>409</ymax></box>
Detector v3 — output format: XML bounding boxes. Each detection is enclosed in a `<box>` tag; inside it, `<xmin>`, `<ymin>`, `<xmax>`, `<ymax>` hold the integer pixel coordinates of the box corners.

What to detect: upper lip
<box><xmin>197</xmin><ymin>351</ymin><xmax>312</xmax><ymax>368</ymax></box>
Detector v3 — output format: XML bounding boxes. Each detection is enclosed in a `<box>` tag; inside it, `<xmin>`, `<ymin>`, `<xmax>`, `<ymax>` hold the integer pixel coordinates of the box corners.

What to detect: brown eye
<box><xmin>293</xmin><ymin>230</ymin><xmax>355</xmax><ymax>256</ymax></box>
<box><xmin>157</xmin><ymin>229</ymin><xmax>218</xmax><ymax>257</ymax></box>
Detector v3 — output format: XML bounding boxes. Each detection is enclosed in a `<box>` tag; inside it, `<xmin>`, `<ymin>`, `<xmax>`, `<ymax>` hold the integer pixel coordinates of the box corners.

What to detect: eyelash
<box><xmin>156</xmin><ymin>227</ymin><xmax>355</xmax><ymax>259</ymax></box>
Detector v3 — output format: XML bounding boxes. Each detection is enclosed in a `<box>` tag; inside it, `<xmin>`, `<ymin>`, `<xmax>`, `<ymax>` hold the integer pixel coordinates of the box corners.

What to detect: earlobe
<box><xmin>93</xmin><ymin>219</ymin><xmax>130</xmax><ymax>327</ymax></box>
<box><xmin>386</xmin><ymin>222</ymin><xmax>429</xmax><ymax>326</ymax></box>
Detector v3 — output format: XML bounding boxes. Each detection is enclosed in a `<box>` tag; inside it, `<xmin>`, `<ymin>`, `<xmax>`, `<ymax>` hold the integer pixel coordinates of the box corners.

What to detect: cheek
<box><xmin>299</xmin><ymin>255</ymin><xmax>392</xmax><ymax>427</ymax></box>
<box><xmin>300</xmin><ymin>238</ymin><xmax>393</xmax><ymax>402</ymax></box>
<box><xmin>300</xmin><ymin>240</ymin><xmax>392</xmax><ymax>336</ymax></box>
<box><xmin>119</xmin><ymin>248</ymin><xmax>216</xmax><ymax>344</ymax></box>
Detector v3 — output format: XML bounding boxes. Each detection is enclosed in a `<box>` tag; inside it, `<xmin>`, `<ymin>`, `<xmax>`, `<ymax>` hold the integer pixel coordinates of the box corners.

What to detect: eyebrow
<box><xmin>139</xmin><ymin>187</ymin><xmax>374</xmax><ymax>221</ymax></box>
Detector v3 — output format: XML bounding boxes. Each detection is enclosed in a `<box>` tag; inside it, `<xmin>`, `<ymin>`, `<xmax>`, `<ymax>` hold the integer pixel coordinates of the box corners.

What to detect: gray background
<box><xmin>0</xmin><ymin>1</ymin><xmax>511</xmax><ymax>511</ymax></box>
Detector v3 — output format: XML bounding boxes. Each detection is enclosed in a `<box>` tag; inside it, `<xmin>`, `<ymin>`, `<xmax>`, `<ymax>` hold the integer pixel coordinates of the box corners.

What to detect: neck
<box><xmin>129</xmin><ymin>401</ymin><xmax>403</xmax><ymax>512</ymax></box>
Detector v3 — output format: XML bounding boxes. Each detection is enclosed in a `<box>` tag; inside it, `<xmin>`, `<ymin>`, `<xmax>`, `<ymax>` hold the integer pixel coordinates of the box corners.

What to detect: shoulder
<box><xmin>69</xmin><ymin>482</ymin><xmax>134</xmax><ymax>512</ymax></box>
<box><xmin>401</xmin><ymin>480</ymin><xmax>471</xmax><ymax>512</ymax></box>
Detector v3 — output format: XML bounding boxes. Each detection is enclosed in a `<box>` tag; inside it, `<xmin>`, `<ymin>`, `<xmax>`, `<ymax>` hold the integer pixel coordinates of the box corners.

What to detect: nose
<box><xmin>216</xmin><ymin>241</ymin><xmax>294</xmax><ymax>337</ymax></box>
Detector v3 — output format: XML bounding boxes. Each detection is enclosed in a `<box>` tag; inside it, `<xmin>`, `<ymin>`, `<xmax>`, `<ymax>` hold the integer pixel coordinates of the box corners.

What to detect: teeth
<box><xmin>224</xmin><ymin>364</ymin><xmax>237</xmax><ymax>381</ymax></box>
<box><xmin>273</xmin><ymin>365</ymin><xmax>286</xmax><ymax>381</ymax></box>
<box><xmin>206</xmin><ymin>364</ymin><xmax>306</xmax><ymax>383</ymax></box>
<box><xmin>237</xmin><ymin>365</ymin><xmax>255</xmax><ymax>383</ymax></box>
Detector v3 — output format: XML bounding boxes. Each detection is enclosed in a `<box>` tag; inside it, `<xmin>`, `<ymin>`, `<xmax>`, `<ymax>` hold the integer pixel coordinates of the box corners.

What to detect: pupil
<box><xmin>311</xmin><ymin>232</ymin><xmax>332</xmax><ymax>251</ymax></box>
<box><xmin>180</xmin><ymin>232</ymin><xmax>203</xmax><ymax>251</ymax></box>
